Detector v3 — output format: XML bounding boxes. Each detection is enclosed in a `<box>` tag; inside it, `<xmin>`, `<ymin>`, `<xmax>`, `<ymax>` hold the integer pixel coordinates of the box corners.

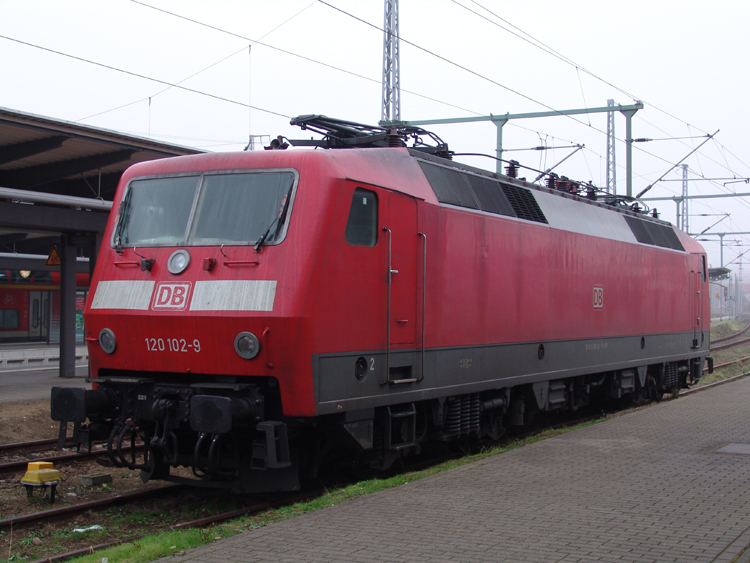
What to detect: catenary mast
<box><xmin>381</xmin><ymin>0</ymin><xmax>400</xmax><ymax>122</ymax></box>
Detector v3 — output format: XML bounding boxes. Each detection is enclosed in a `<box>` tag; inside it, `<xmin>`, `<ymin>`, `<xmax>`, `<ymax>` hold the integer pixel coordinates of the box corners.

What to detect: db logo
<box><xmin>593</xmin><ymin>285</ymin><xmax>604</xmax><ymax>309</ymax></box>
<box><xmin>151</xmin><ymin>282</ymin><xmax>192</xmax><ymax>311</ymax></box>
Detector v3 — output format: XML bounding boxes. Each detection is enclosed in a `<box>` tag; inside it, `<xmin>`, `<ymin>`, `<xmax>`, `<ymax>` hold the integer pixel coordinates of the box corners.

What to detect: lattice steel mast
<box><xmin>381</xmin><ymin>0</ymin><xmax>400</xmax><ymax>122</ymax></box>
<box><xmin>606</xmin><ymin>99</ymin><xmax>616</xmax><ymax>194</ymax></box>
<box><xmin>681</xmin><ymin>164</ymin><xmax>689</xmax><ymax>232</ymax></box>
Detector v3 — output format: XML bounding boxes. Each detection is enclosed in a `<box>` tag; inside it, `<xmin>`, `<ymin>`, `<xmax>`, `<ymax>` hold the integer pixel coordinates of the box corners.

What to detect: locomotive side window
<box><xmin>345</xmin><ymin>188</ymin><xmax>378</xmax><ymax>247</ymax></box>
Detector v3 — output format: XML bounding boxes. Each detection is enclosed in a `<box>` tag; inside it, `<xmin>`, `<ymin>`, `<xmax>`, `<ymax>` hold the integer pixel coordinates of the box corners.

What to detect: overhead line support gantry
<box><xmin>383</xmin><ymin>102</ymin><xmax>643</xmax><ymax>196</ymax></box>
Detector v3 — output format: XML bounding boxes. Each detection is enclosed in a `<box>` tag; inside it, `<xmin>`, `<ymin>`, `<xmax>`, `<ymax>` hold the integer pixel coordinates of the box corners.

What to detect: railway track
<box><xmin>0</xmin><ymin>437</ymin><xmax>59</xmax><ymax>454</ymax></box>
<box><xmin>0</xmin><ymin>484</ymin><xmax>184</xmax><ymax>529</ymax></box>
<box><xmin>711</xmin><ymin>335</ymin><xmax>750</xmax><ymax>352</ymax></box>
<box><xmin>710</xmin><ymin>322</ymin><xmax>750</xmax><ymax>345</ymax></box>
<box><xmin>0</xmin><ymin>442</ymin><xmax>142</xmax><ymax>475</ymax></box>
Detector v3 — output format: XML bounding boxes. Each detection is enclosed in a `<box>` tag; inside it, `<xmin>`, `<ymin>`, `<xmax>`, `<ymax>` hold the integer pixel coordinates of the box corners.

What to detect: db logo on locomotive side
<box><xmin>593</xmin><ymin>285</ymin><xmax>604</xmax><ymax>309</ymax></box>
<box><xmin>151</xmin><ymin>282</ymin><xmax>192</xmax><ymax>311</ymax></box>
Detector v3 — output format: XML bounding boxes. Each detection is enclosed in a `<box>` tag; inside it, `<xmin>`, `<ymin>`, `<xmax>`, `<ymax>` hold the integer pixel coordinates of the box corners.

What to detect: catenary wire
<box><xmin>0</xmin><ymin>34</ymin><xmax>290</xmax><ymax>119</ymax></box>
<box><xmin>81</xmin><ymin>2</ymin><xmax>318</xmax><ymax>122</ymax></box>
<box><xmin>130</xmin><ymin>0</ymin><xmax>699</xmax><ymax>189</ymax></box>
<box><xmin>130</xmin><ymin>0</ymin><xmax>481</xmax><ymax>118</ymax></box>
<box><xmin>317</xmin><ymin>0</ymin><xmax>602</xmax><ymax>131</ymax></box>
<box><xmin>459</xmin><ymin>0</ymin><xmax>750</xmax><ymax>181</ymax></box>
<box><xmin>315</xmin><ymin>0</ymin><xmax>724</xmax><ymax>193</ymax></box>
<box><xmin>8</xmin><ymin>3</ymin><xmax>738</xmax><ymax>217</ymax></box>
<box><xmin>459</xmin><ymin>1</ymin><xmax>720</xmax><ymax>142</ymax></box>
<box><xmin>129</xmin><ymin>0</ymin><xmax>622</xmax><ymax>174</ymax></box>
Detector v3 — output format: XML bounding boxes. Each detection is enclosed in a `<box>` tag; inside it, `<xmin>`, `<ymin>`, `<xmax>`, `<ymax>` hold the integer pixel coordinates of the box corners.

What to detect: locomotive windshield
<box><xmin>115</xmin><ymin>171</ymin><xmax>296</xmax><ymax>247</ymax></box>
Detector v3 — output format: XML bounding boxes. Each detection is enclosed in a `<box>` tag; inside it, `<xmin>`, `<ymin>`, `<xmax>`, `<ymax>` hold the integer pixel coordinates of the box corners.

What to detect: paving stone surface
<box><xmin>152</xmin><ymin>378</ymin><xmax>750</xmax><ymax>563</ymax></box>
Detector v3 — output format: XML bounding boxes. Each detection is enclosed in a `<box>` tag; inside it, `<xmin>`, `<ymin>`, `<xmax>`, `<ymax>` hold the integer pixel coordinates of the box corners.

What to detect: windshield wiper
<box><xmin>254</xmin><ymin>187</ymin><xmax>293</xmax><ymax>253</ymax></box>
<box><xmin>113</xmin><ymin>194</ymin><xmax>132</xmax><ymax>254</ymax></box>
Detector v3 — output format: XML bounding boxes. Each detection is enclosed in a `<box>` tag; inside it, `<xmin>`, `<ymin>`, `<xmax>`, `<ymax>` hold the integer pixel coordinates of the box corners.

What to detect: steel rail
<box><xmin>0</xmin><ymin>444</ymin><xmax>142</xmax><ymax>474</ymax></box>
<box><xmin>682</xmin><ymin>370</ymin><xmax>750</xmax><ymax>396</ymax></box>
<box><xmin>710</xmin><ymin>336</ymin><xmax>750</xmax><ymax>352</ymax></box>
<box><xmin>0</xmin><ymin>484</ymin><xmax>184</xmax><ymax>529</ymax></box>
<box><xmin>0</xmin><ymin>437</ymin><xmax>59</xmax><ymax>453</ymax></box>
<box><xmin>703</xmin><ymin>355</ymin><xmax>750</xmax><ymax>373</ymax></box>
<box><xmin>710</xmin><ymin>323</ymin><xmax>750</xmax><ymax>345</ymax></box>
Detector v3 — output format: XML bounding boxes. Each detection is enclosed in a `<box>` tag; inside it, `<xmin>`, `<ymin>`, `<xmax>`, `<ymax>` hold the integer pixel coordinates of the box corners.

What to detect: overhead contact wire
<box><xmin>0</xmin><ymin>34</ymin><xmax>290</xmax><ymax>119</ymax></box>
<box><xmin>316</xmin><ymin>0</ymin><xmax>597</xmax><ymax>129</ymax></box>
<box><xmin>130</xmin><ymin>0</ymin><xmax>481</xmax><ymax>117</ymax></box>
<box><xmin>462</xmin><ymin>0</ymin><xmax>750</xmax><ymax>182</ymax></box>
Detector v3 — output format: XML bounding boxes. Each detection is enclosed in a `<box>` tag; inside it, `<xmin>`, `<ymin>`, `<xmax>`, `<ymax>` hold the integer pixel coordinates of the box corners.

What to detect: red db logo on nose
<box><xmin>151</xmin><ymin>282</ymin><xmax>192</xmax><ymax>311</ymax></box>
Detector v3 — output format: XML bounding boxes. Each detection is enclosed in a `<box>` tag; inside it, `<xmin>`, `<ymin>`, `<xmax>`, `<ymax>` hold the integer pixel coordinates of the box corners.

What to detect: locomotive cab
<box><xmin>52</xmin><ymin>162</ymin><xmax>310</xmax><ymax>492</ymax></box>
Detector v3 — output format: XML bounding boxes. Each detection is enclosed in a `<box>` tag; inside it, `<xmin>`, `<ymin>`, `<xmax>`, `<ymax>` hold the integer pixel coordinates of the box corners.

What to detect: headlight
<box><xmin>167</xmin><ymin>249</ymin><xmax>191</xmax><ymax>275</ymax></box>
<box><xmin>99</xmin><ymin>328</ymin><xmax>117</xmax><ymax>354</ymax></box>
<box><xmin>234</xmin><ymin>332</ymin><xmax>260</xmax><ymax>359</ymax></box>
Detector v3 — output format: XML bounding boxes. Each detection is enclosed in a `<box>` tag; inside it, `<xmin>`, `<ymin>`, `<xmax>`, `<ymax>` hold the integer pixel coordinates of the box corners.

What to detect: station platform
<box><xmin>0</xmin><ymin>362</ymin><xmax>89</xmax><ymax>403</ymax></box>
<box><xmin>151</xmin><ymin>377</ymin><xmax>750</xmax><ymax>563</ymax></box>
<box><xmin>0</xmin><ymin>342</ymin><xmax>88</xmax><ymax>372</ymax></box>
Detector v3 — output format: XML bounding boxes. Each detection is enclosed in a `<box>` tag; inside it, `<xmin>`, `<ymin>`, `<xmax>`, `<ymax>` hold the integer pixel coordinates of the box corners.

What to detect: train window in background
<box><xmin>32</xmin><ymin>271</ymin><xmax>53</xmax><ymax>285</ymax></box>
<box><xmin>0</xmin><ymin>271</ymin><xmax>8</xmax><ymax>284</ymax></box>
<box><xmin>10</xmin><ymin>270</ymin><xmax>32</xmax><ymax>284</ymax></box>
<box><xmin>345</xmin><ymin>188</ymin><xmax>378</xmax><ymax>247</ymax></box>
<box><xmin>0</xmin><ymin>309</ymin><xmax>19</xmax><ymax>329</ymax></box>
<box><xmin>701</xmin><ymin>256</ymin><xmax>707</xmax><ymax>282</ymax></box>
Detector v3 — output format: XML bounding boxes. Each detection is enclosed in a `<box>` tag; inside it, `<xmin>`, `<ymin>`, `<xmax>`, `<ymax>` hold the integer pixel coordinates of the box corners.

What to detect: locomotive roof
<box><xmin>119</xmin><ymin>147</ymin><xmax>704</xmax><ymax>255</ymax></box>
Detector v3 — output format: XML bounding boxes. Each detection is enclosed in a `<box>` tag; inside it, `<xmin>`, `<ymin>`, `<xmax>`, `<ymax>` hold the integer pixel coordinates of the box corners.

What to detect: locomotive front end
<box><xmin>51</xmin><ymin>156</ymin><xmax>314</xmax><ymax>492</ymax></box>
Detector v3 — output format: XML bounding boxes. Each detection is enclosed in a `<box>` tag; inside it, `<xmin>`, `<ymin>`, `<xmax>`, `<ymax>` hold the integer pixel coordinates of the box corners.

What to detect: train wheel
<box><xmin>645</xmin><ymin>374</ymin><xmax>662</xmax><ymax>402</ymax></box>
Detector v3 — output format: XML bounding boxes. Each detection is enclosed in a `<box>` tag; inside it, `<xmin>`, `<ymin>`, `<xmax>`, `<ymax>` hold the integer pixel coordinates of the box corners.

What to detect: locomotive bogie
<box><xmin>51</xmin><ymin>145</ymin><xmax>711</xmax><ymax>491</ymax></box>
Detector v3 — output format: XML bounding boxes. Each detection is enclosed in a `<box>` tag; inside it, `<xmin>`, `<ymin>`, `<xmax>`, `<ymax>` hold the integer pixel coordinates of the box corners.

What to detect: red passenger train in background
<box><xmin>52</xmin><ymin>117</ymin><xmax>712</xmax><ymax>492</ymax></box>
<box><xmin>0</xmin><ymin>270</ymin><xmax>89</xmax><ymax>343</ymax></box>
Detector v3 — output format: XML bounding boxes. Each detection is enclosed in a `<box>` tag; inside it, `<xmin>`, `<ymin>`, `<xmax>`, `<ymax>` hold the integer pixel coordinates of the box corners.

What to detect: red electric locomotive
<box><xmin>52</xmin><ymin>117</ymin><xmax>711</xmax><ymax>492</ymax></box>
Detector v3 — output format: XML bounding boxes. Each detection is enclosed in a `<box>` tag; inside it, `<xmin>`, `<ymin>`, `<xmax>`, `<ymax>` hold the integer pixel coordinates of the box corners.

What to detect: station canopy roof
<box><xmin>0</xmin><ymin>107</ymin><xmax>203</xmax><ymax>257</ymax></box>
<box><xmin>709</xmin><ymin>267</ymin><xmax>731</xmax><ymax>281</ymax></box>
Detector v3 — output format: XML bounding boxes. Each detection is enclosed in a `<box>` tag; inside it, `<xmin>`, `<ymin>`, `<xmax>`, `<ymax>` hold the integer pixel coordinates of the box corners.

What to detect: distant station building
<box><xmin>0</xmin><ymin>107</ymin><xmax>201</xmax><ymax>355</ymax></box>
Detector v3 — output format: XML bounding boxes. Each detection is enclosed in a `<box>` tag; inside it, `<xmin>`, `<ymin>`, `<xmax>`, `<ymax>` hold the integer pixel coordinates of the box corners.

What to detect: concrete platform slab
<box><xmin>151</xmin><ymin>377</ymin><xmax>750</xmax><ymax>563</ymax></box>
<box><xmin>0</xmin><ymin>366</ymin><xmax>89</xmax><ymax>403</ymax></box>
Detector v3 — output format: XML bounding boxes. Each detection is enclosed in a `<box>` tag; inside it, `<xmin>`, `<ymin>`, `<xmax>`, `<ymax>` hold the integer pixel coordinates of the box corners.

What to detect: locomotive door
<box><xmin>692</xmin><ymin>257</ymin><xmax>704</xmax><ymax>348</ymax></box>
<box><xmin>385</xmin><ymin>192</ymin><xmax>418</xmax><ymax>346</ymax></box>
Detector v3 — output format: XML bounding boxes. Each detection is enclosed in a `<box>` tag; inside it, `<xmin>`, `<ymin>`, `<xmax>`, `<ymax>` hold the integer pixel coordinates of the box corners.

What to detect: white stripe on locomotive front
<box><xmin>91</xmin><ymin>280</ymin><xmax>155</xmax><ymax>310</ymax></box>
<box><xmin>189</xmin><ymin>280</ymin><xmax>276</xmax><ymax>311</ymax></box>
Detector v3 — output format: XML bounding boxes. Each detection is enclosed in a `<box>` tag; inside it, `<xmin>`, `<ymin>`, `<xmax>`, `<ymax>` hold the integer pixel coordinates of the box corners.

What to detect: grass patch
<box><xmin>65</xmin><ymin>419</ymin><xmax>599</xmax><ymax>563</ymax></box>
<box><xmin>699</xmin><ymin>358</ymin><xmax>750</xmax><ymax>386</ymax></box>
<box><xmin>710</xmin><ymin>318</ymin><xmax>748</xmax><ymax>340</ymax></box>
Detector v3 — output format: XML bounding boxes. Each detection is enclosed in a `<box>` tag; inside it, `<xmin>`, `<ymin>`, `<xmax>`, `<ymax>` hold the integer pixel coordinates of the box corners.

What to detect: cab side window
<box><xmin>345</xmin><ymin>188</ymin><xmax>378</xmax><ymax>247</ymax></box>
